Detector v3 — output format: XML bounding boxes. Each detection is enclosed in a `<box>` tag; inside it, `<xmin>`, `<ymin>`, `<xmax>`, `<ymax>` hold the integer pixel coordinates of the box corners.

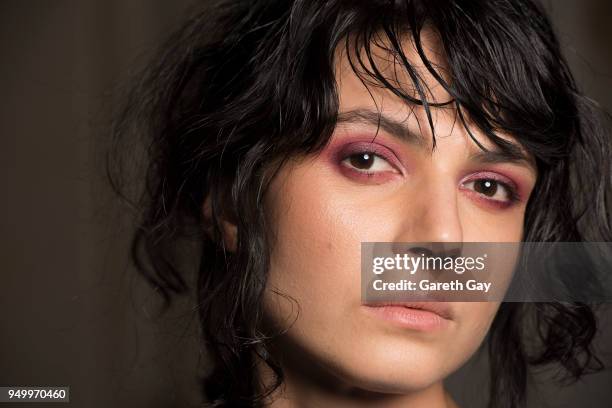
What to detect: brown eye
<box><xmin>462</xmin><ymin>178</ymin><xmax>514</xmax><ymax>203</ymax></box>
<box><xmin>349</xmin><ymin>153</ymin><xmax>374</xmax><ymax>170</ymax></box>
<box><xmin>341</xmin><ymin>151</ymin><xmax>396</xmax><ymax>174</ymax></box>
<box><xmin>473</xmin><ymin>179</ymin><xmax>498</xmax><ymax>197</ymax></box>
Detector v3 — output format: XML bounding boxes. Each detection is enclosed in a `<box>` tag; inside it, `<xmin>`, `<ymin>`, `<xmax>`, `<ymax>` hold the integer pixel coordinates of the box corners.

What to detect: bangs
<box><xmin>336</xmin><ymin>0</ymin><xmax>575</xmax><ymax>165</ymax></box>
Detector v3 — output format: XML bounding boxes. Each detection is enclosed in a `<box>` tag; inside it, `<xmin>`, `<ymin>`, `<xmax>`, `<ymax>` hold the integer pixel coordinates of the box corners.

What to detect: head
<box><xmin>110</xmin><ymin>0</ymin><xmax>610</xmax><ymax>407</ymax></box>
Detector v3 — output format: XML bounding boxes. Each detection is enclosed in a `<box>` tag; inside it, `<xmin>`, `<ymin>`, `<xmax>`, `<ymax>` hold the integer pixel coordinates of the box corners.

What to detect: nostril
<box><xmin>431</xmin><ymin>242</ymin><xmax>463</xmax><ymax>259</ymax></box>
<box><xmin>407</xmin><ymin>246</ymin><xmax>433</xmax><ymax>257</ymax></box>
<box><xmin>445</xmin><ymin>247</ymin><xmax>462</xmax><ymax>259</ymax></box>
<box><xmin>390</xmin><ymin>243</ymin><xmax>463</xmax><ymax>259</ymax></box>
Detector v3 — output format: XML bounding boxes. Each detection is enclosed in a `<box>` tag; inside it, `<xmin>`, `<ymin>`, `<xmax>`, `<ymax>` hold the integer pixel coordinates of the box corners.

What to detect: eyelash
<box><xmin>334</xmin><ymin>141</ymin><xmax>404</xmax><ymax>184</ymax></box>
<box><xmin>460</xmin><ymin>177</ymin><xmax>520</xmax><ymax>206</ymax></box>
<box><xmin>340</xmin><ymin>152</ymin><xmax>398</xmax><ymax>174</ymax></box>
<box><xmin>339</xmin><ymin>149</ymin><xmax>521</xmax><ymax>206</ymax></box>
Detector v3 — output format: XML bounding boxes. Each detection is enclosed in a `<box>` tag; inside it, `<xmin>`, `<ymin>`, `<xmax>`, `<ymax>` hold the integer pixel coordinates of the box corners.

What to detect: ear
<box><xmin>202</xmin><ymin>196</ymin><xmax>237</xmax><ymax>252</ymax></box>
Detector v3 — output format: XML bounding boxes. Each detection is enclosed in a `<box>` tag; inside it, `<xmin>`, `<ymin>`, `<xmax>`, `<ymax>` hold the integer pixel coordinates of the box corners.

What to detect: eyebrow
<box><xmin>337</xmin><ymin>108</ymin><xmax>426</xmax><ymax>147</ymax></box>
<box><xmin>336</xmin><ymin>108</ymin><xmax>535</xmax><ymax>170</ymax></box>
<box><xmin>469</xmin><ymin>150</ymin><xmax>534</xmax><ymax>168</ymax></box>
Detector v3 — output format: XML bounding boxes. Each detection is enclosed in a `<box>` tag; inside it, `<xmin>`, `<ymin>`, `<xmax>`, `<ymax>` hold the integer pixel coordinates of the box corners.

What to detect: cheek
<box><xmin>446</xmin><ymin>302</ymin><xmax>500</xmax><ymax>358</ymax></box>
<box><xmin>460</xmin><ymin>302</ymin><xmax>500</xmax><ymax>332</ymax></box>
<box><xmin>262</xmin><ymin>158</ymin><xmax>407</xmax><ymax>350</ymax></box>
<box><xmin>263</xmin><ymin>161</ymin><xmax>366</xmax><ymax>314</ymax></box>
<box><xmin>264</xmin><ymin>159</ymin><xmax>403</xmax><ymax>287</ymax></box>
<box><xmin>458</xmin><ymin>198</ymin><xmax>528</xmax><ymax>242</ymax></box>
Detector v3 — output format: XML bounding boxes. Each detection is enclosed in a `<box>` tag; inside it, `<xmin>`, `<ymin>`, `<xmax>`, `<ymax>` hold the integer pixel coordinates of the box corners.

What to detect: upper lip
<box><xmin>363</xmin><ymin>302</ymin><xmax>454</xmax><ymax>320</ymax></box>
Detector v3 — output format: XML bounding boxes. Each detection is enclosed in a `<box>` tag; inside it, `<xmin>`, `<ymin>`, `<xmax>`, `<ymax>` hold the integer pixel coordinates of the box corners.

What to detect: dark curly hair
<box><xmin>108</xmin><ymin>0</ymin><xmax>611</xmax><ymax>406</ymax></box>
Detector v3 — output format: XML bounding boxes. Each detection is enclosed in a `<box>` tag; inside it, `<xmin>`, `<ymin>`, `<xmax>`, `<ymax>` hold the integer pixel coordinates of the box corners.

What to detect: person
<box><xmin>109</xmin><ymin>0</ymin><xmax>611</xmax><ymax>407</ymax></box>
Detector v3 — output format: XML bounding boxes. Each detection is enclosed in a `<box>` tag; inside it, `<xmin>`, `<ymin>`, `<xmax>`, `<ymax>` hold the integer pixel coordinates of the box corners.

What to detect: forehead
<box><xmin>334</xmin><ymin>27</ymin><xmax>451</xmax><ymax>109</ymax></box>
<box><xmin>333</xmin><ymin>28</ymin><xmax>458</xmax><ymax>150</ymax></box>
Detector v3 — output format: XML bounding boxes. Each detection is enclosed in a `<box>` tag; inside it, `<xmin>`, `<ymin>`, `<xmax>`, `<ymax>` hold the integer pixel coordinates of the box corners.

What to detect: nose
<box><xmin>393</xmin><ymin>176</ymin><xmax>464</xmax><ymax>245</ymax></box>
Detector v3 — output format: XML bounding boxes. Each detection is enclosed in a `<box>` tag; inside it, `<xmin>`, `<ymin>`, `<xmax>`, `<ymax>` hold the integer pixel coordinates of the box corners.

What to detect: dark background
<box><xmin>1</xmin><ymin>1</ymin><xmax>611</xmax><ymax>407</ymax></box>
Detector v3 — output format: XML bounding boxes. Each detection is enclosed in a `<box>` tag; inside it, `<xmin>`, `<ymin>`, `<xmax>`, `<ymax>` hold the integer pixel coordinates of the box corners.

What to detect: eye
<box><xmin>462</xmin><ymin>178</ymin><xmax>516</xmax><ymax>203</ymax></box>
<box><xmin>341</xmin><ymin>152</ymin><xmax>397</xmax><ymax>174</ymax></box>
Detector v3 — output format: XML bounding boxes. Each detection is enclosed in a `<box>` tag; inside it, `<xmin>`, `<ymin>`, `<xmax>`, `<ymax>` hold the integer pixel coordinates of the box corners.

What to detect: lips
<box><xmin>366</xmin><ymin>302</ymin><xmax>453</xmax><ymax>319</ymax></box>
<box><xmin>362</xmin><ymin>302</ymin><xmax>454</xmax><ymax>331</ymax></box>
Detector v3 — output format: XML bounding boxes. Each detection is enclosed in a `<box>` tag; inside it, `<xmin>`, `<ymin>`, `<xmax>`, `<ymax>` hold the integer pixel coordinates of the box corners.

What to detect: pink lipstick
<box><xmin>362</xmin><ymin>302</ymin><xmax>453</xmax><ymax>331</ymax></box>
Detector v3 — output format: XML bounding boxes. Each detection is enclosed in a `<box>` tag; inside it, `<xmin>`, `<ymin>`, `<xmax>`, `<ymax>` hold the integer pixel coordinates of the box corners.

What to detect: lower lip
<box><xmin>363</xmin><ymin>305</ymin><xmax>450</xmax><ymax>331</ymax></box>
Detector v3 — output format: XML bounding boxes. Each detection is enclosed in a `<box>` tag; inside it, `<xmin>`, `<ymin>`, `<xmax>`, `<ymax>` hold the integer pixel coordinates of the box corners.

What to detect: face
<box><xmin>261</xmin><ymin>32</ymin><xmax>537</xmax><ymax>394</ymax></box>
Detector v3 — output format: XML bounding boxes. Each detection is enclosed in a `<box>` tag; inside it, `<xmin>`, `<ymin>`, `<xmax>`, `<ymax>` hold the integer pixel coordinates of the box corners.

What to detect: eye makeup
<box><xmin>459</xmin><ymin>171</ymin><xmax>522</xmax><ymax>209</ymax></box>
<box><xmin>323</xmin><ymin>131</ymin><xmax>531</xmax><ymax>209</ymax></box>
<box><xmin>333</xmin><ymin>140</ymin><xmax>405</xmax><ymax>183</ymax></box>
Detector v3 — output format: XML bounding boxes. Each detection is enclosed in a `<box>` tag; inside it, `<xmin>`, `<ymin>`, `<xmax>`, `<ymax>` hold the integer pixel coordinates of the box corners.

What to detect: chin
<box><xmin>354</xmin><ymin>352</ymin><xmax>451</xmax><ymax>392</ymax></box>
<box><xmin>299</xmin><ymin>334</ymin><xmax>457</xmax><ymax>395</ymax></box>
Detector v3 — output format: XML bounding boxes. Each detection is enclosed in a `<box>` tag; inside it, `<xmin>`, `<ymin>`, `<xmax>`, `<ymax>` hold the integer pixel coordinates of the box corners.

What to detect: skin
<box><xmin>239</xmin><ymin>32</ymin><xmax>537</xmax><ymax>407</ymax></box>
